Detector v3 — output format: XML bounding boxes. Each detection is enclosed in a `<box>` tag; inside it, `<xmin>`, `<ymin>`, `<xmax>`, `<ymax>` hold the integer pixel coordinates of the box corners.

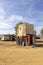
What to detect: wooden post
<box><xmin>32</xmin><ymin>35</ymin><xmax>36</xmax><ymax>47</ymax></box>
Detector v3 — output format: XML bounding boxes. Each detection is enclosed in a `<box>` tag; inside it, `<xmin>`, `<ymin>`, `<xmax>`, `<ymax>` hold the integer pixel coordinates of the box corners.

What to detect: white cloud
<box><xmin>0</xmin><ymin>9</ymin><xmax>41</xmax><ymax>35</ymax></box>
<box><xmin>0</xmin><ymin>7</ymin><xmax>43</xmax><ymax>35</ymax></box>
<box><xmin>0</xmin><ymin>22</ymin><xmax>13</xmax><ymax>28</ymax></box>
<box><xmin>0</xmin><ymin>7</ymin><xmax>13</xmax><ymax>29</ymax></box>
<box><xmin>0</xmin><ymin>8</ymin><xmax>25</xmax><ymax>34</ymax></box>
<box><xmin>9</xmin><ymin>15</ymin><xmax>24</xmax><ymax>21</ymax></box>
<box><xmin>9</xmin><ymin>14</ymin><xmax>36</xmax><ymax>24</ymax></box>
<box><xmin>0</xmin><ymin>16</ymin><xmax>4</xmax><ymax>20</ymax></box>
<box><xmin>0</xmin><ymin>0</ymin><xmax>36</xmax><ymax>34</ymax></box>
<box><xmin>0</xmin><ymin>29</ymin><xmax>14</xmax><ymax>34</ymax></box>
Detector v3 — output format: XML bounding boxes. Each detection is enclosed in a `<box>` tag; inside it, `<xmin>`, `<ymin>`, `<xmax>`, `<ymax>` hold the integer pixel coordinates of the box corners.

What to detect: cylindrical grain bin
<box><xmin>16</xmin><ymin>22</ymin><xmax>35</xmax><ymax>46</ymax></box>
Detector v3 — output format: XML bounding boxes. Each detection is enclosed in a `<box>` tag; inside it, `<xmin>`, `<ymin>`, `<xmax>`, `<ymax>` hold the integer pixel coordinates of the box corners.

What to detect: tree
<box><xmin>40</xmin><ymin>28</ymin><xmax>43</xmax><ymax>36</ymax></box>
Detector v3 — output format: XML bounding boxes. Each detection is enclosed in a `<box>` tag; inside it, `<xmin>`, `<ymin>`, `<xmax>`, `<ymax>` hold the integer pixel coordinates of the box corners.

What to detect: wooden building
<box><xmin>1</xmin><ymin>34</ymin><xmax>15</xmax><ymax>41</ymax></box>
<box><xmin>16</xmin><ymin>22</ymin><xmax>35</xmax><ymax>46</ymax></box>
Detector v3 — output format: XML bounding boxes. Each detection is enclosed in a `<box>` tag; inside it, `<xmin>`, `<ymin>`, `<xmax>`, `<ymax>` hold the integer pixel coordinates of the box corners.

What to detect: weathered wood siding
<box><xmin>25</xmin><ymin>23</ymin><xmax>34</xmax><ymax>35</ymax></box>
<box><xmin>16</xmin><ymin>22</ymin><xmax>34</xmax><ymax>36</ymax></box>
<box><xmin>1</xmin><ymin>35</ymin><xmax>13</xmax><ymax>41</ymax></box>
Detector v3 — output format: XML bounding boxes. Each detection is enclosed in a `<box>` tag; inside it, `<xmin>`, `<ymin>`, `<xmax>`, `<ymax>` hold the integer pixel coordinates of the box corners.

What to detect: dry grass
<box><xmin>0</xmin><ymin>41</ymin><xmax>43</xmax><ymax>65</ymax></box>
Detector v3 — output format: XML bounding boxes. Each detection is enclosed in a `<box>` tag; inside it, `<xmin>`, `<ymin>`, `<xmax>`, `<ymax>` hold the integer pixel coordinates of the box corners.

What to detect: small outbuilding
<box><xmin>1</xmin><ymin>34</ymin><xmax>14</xmax><ymax>41</ymax></box>
<box><xmin>16</xmin><ymin>22</ymin><xmax>35</xmax><ymax>46</ymax></box>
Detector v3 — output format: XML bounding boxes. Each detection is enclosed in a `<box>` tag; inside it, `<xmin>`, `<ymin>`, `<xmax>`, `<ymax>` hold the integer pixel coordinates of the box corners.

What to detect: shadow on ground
<box><xmin>0</xmin><ymin>44</ymin><xmax>16</xmax><ymax>46</ymax></box>
<box><xmin>0</xmin><ymin>43</ymin><xmax>43</xmax><ymax>48</ymax></box>
<box><xmin>35</xmin><ymin>44</ymin><xmax>43</xmax><ymax>47</ymax></box>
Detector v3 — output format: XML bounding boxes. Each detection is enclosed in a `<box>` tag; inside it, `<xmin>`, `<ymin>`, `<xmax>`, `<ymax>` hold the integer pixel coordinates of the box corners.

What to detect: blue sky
<box><xmin>0</xmin><ymin>0</ymin><xmax>43</xmax><ymax>35</ymax></box>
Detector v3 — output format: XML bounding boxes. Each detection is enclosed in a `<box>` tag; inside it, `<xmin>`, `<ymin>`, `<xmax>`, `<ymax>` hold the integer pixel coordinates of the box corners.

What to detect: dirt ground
<box><xmin>0</xmin><ymin>41</ymin><xmax>43</xmax><ymax>65</ymax></box>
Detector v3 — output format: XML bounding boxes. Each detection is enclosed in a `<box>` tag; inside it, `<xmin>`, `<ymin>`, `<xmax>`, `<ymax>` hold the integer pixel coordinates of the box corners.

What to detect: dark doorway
<box><xmin>30</xmin><ymin>35</ymin><xmax>33</xmax><ymax>45</ymax></box>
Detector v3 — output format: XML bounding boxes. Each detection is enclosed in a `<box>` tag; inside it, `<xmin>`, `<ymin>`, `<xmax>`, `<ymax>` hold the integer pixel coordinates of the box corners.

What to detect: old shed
<box><xmin>1</xmin><ymin>34</ymin><xmax>14</xmax><ymax>41</ymax></box>
<box><xmin>16</xmin><ymin>22</ymin><xmax>35</xmax><ymax>46</ymax></box>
